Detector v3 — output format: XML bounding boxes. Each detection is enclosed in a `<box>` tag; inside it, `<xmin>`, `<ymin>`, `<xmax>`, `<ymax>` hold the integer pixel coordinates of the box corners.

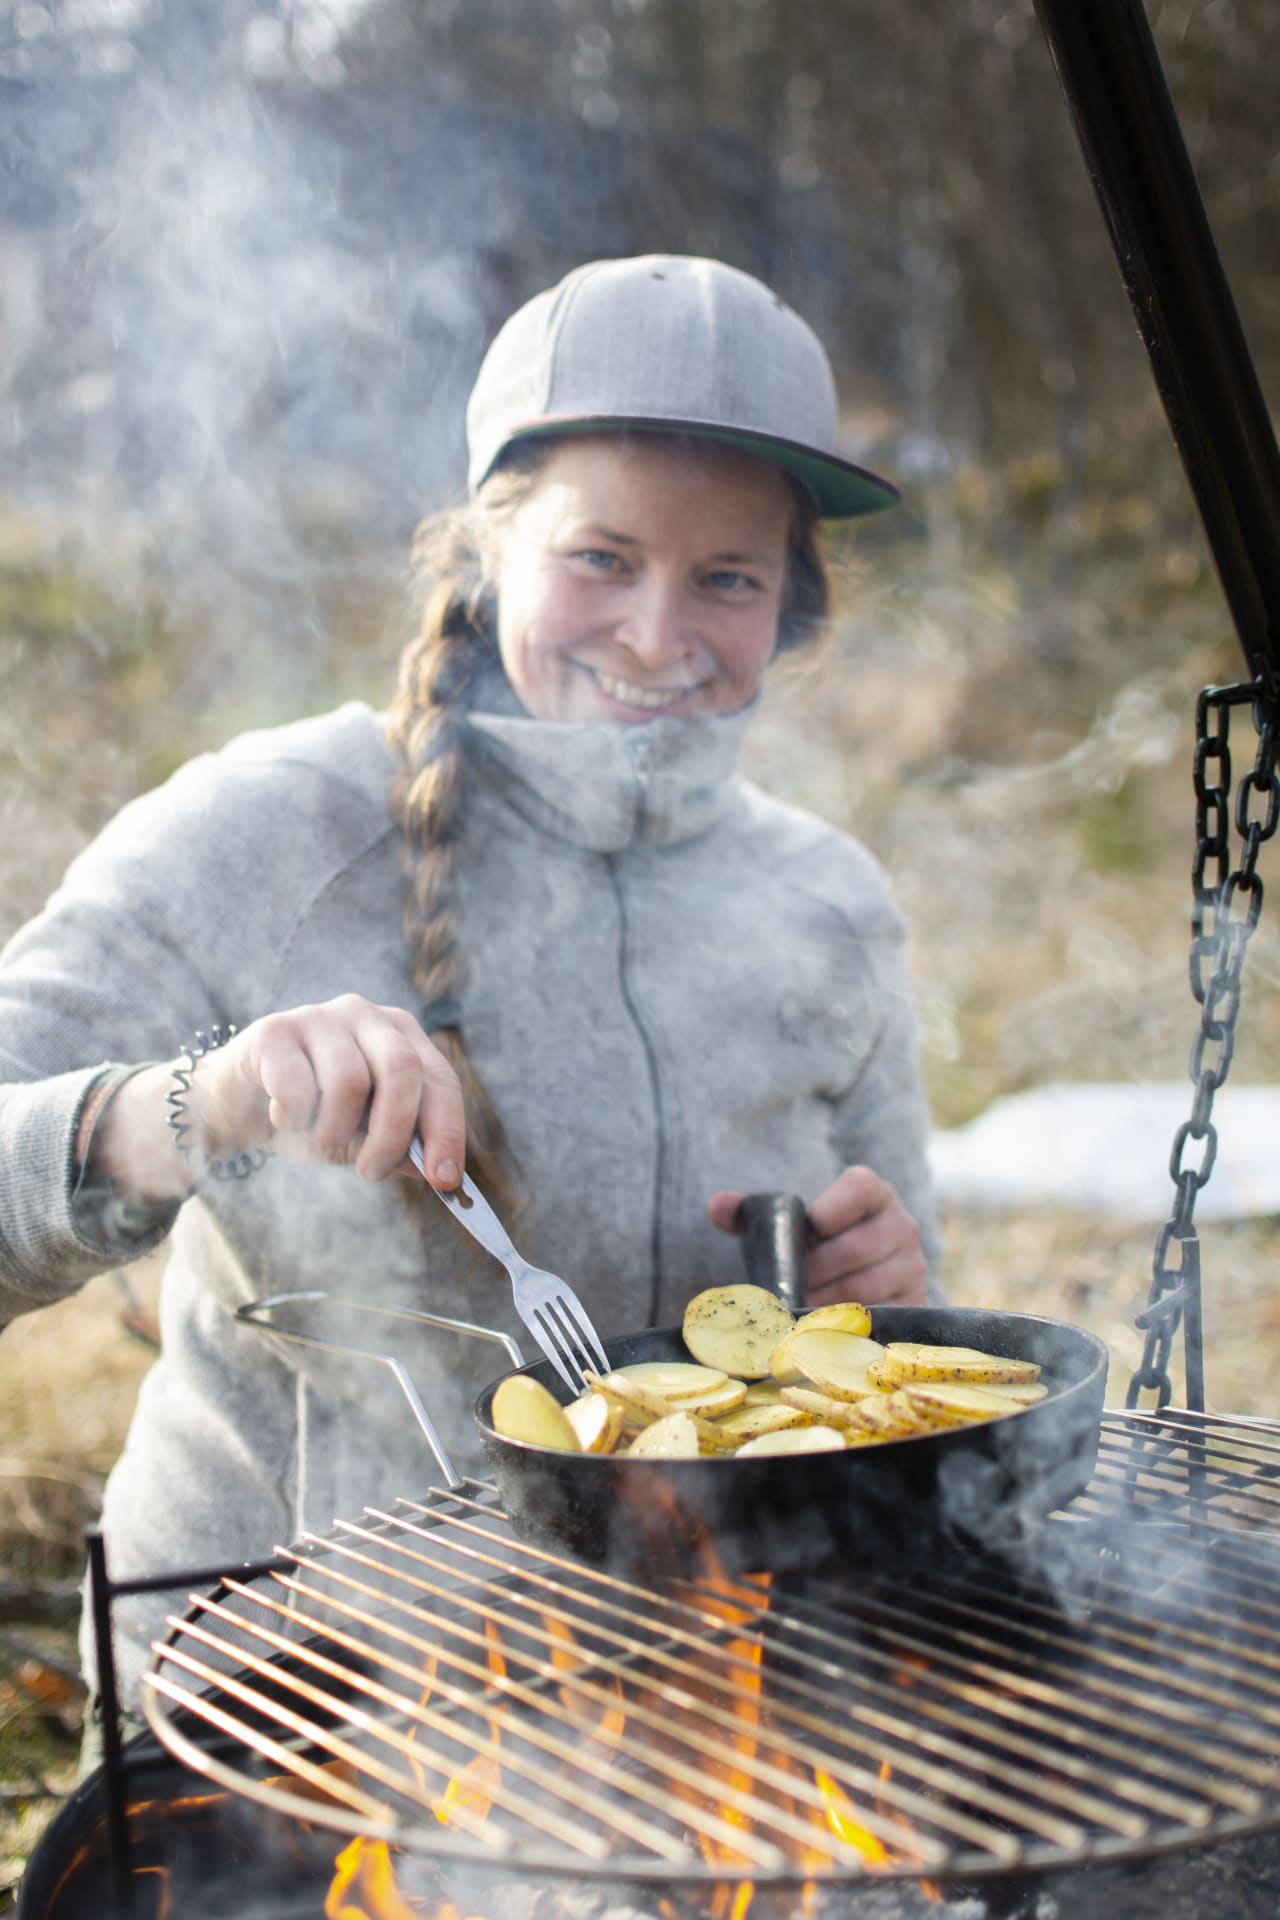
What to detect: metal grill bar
<box><xmin>388</xmin><ymin>1498</ymin><xmax>1122</xmax><ymax>1855</ymax></box>
<box><xmin>141</xmin><ymin>1414</ymin><xmax>1280</xmax><ymax>1888</ymax></box>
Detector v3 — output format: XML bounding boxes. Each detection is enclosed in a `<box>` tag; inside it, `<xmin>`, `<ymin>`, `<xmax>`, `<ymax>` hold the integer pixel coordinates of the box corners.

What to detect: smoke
<box><xmin>1</xmin><ymin>1</ymin><xmax>540</xmax><ymax>715</ymax></box>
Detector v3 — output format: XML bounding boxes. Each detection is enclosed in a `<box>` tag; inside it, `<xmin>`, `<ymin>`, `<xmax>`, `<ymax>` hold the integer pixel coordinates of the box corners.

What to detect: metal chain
<box><xmin>1126</xmin><ymin>683</ymin><xmax>1280</xmax><ymax>1411</ymax></box>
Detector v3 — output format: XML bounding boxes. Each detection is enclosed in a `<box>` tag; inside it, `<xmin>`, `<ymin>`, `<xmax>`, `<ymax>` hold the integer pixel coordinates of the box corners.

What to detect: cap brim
<box><xmin>497</xmin><ymin>415</ymin><xmax>900</xmax><ymax>520</ymax></box>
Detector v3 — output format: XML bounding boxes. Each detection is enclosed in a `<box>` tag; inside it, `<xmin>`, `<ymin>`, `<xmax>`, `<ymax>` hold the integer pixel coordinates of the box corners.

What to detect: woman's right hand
<box><xmin>86</xmin><ymin>996</ymin><xmax>467</xmax><ymax>1201</ymax></box>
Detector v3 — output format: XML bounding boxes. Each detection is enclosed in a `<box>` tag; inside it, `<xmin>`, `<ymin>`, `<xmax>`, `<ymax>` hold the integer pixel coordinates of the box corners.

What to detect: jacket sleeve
<box><xmin>825</xmin><ymin>894</ymin><xmax>945</xmax><ymax>1303</ymax></box>
<box><xmin>0</xmin><ymin>755</ymin><xmax>262</xmax><ymax>1325</ymax></box>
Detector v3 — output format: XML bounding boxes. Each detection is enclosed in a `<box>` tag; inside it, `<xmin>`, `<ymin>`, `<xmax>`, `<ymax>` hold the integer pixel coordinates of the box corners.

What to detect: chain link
<box><xmin>1126</xmin><ymin>684</ymin><xmax>1280</xmax><ymax>1410</ymax></box>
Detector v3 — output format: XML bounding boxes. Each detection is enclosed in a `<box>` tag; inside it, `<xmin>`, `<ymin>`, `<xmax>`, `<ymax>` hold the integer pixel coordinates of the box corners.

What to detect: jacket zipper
<box><xmin>607</xmin><ymin>733</ymin><xmax>666</xmax><ymax>1327</ymax></box>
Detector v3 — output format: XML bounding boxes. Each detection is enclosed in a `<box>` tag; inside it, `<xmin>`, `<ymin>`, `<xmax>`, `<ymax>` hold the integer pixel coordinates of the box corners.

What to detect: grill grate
<box><xmin>141</xmin><ymin>1410</ymin><xmax>1280</xmax><ymax>1889</ymax></box>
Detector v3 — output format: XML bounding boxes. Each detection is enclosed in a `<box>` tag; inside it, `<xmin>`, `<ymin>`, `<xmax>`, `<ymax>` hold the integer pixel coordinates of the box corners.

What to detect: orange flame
<box><xmin>692</xmin><ymin>1586</ymin><xmax>765</xmax><ymax>1920</ymax></box>
<box><xmin>432</xmin><ymin>1619</ymin><xmax>506</xmax><ymax>1828</ymax></box>
<box><xmin>813</xmin><ymin>1767</ymin><xmax>889</xmax><ymax>1868</ymax></box>
<box><xmin>324</xmin><ymin>1836</ymin><xmax>420</xmax><ymax>1920</ymax></box>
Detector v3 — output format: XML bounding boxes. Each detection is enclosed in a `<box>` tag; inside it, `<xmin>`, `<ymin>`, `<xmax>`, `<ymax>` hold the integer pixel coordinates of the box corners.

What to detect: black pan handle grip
<box><xmin>734</xmin><ymin>1192</ymin><xmax>809</xmax><ymax>1314</ymax></box>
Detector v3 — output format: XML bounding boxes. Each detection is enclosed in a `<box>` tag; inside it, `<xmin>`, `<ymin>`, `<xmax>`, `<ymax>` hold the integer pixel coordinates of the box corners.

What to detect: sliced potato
<box><xmin>958</xmin><ymin>1379</ymin><xmax>1049</xmax><ymax>1406</ymax></box>
<box><xmin>736</xmin><ymin>1424</ymin><xmax>846</xmax><ymax>1458</ymax></box>
<box><xmin>902</xmin><ymin>1382</ymin><xmax>1028</xmax><ymax>1425</ymax></box>
<box><xmin>768</xmin><ymin>1344</ymin><xmax>808</xmax><ymax>1388</ymax></box>
<box><xmin>843</xmin><ymin>1391</ymin><xmax>936</xmax><ymax>1438</ymax></box>
<box><xmin>625</xmin><ymin>1412</ymin><xmax>701</xmax><ymax>1458</ymax></box>
<box><xmin>665</xmin><ymin>1377</ymin><xmax>749</xmax><ymax>1417</ymax></box>
<box><xmin>787</xmin><ymin>1329</ymin><xmax>887</xmax><ymax>1402</ymax></box>
<box><xmin>770</xmin><ymin>1315</ymin><xmax>876</xmax><ymax>1385</ymax></box>
<box><xmin>712</xmin><ymin>1403</ymin><xmax>814</xmax><ymax>1442</ymax></box>
<box><xmin>795</xmin><ymin>1301</ymin><xmax>872</xmax><ymax>1338</ymax></box>
<box><xmin>564</xmin><ymin>1390</ymin><xmax>625</xmax><ymax>1454</ymax></box>
<box><xmin>682</xmin><ymin>1284</ymin><xmax>795</xmax><ymax>1380</ymax></box>
<box><xmin>883</xmin><ymin>1343</ymin><xmax>1041</xmax><ymax>1387</ymax></box>
<box><xmin>778</xmin><ymin>1386</ymin><xmax>873</xmax><ymax>1432</ymax></box>
<box><xmin>491</xmin><ymin>1375</ymin><xmax>582</xmax><ymax>1451</ymax></box>
<box><xmin>585</xmin><ymin>1371</ymin><xmax>739</xmax><ymax>1453</ymax></box>
<box><xmin>610</xmin><ymin>1361</ymin><xmax>730</xmax><ymax>1398</ymax></box>
<box><xmin>741</xmin><ymin>1381</ymin><xmax>786</xmax><ymax>1406</ymax></box>
<box><xmin>865</xmin><ymin>1356</ymin><xmax>906</xmax><ymax>1392</ymax></box>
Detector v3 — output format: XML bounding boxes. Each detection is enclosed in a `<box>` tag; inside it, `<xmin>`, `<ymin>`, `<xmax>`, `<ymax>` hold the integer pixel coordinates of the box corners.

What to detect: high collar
<box><xmin>464</xmin><ymin>695</ymin><xmax>756</xmax><ymax>852</ymax></box>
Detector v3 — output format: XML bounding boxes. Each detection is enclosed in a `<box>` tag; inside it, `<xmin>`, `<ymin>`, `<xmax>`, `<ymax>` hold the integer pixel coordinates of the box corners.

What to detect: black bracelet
<box><xmin>166</xmin><ymin>1025</ymin><xmax>269</xmax><ymax>1183</ymax></box>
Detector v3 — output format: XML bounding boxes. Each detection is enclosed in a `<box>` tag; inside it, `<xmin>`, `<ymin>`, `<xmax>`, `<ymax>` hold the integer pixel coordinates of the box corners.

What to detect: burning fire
<box><xmin>326</xmin><ymin>1836</ymin><xmax>421</xmax><ymax>1920</ymax></box>
<box><xmin>317</xmin><ymin>1567</ymin><xmax>944</xmax><ymax>1920</ymax></box>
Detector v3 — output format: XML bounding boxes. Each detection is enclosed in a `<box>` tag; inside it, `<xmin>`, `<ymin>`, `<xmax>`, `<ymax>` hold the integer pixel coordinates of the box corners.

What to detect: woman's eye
<box><xmin>705</xmin><ymin>569</ymin><xmax>759</xmax><ymax>593</ymax></box>
<box><xmin>574</xmin><ymin>548</ymin><xmax>622</xmax><ymax>572</ymax></box>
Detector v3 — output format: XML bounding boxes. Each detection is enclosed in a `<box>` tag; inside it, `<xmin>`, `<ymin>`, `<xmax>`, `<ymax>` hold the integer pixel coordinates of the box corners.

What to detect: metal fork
<box><xmin>407</xmin><ymin>1138</ymin><xmax>610</xmax><ymax>1395</ymax></box>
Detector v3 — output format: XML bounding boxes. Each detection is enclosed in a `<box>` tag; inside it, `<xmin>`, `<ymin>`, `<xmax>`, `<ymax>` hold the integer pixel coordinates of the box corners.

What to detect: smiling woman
<box><xmin>0</xmin><ymin>253</ymin><xmax>940</xmax><ymax>1723</ymax></box>
<box><xmin>490</xmin><ymin>437</ymin><xmax>796</xmax><ymax>724</ymax></box>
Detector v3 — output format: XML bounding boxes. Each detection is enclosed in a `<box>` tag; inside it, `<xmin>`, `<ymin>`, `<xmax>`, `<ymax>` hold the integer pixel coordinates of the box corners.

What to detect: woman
<box><xmin>0</xmin><ymin>254</ymin><xmax>937</xmax><ymax>1710</ymax></box>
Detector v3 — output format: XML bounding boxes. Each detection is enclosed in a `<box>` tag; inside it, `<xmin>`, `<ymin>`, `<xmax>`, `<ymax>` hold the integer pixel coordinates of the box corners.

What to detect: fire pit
<box><xmin>19</xmin><ymin>1407</ymin><xmax>1280</xmax><ymax>1920</ymax></box>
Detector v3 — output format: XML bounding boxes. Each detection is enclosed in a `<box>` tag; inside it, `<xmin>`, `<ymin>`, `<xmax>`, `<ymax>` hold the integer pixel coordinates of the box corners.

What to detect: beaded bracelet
<box><xmin>166</xmin><ymin>1025</ymin><xmax>270</xmax><ymax>1183</ymax></box>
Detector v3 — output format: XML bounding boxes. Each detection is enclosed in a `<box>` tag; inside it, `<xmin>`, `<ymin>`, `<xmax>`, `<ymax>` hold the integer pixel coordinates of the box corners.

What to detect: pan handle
<box><xmin>733</xmin><ymin>1192</ymin><xmax>809</xmax><ymax>1313</ymax></box>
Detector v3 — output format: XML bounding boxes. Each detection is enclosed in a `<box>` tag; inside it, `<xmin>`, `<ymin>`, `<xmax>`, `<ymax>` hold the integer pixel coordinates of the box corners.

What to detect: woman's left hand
<box><xmin>707</xmin><ymin>1166</ymin><xmax>929</xmax><ymax>1307</ymax></box>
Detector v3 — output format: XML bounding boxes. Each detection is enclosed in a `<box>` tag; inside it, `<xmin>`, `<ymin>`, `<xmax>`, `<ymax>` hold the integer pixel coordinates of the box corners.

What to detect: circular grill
<box><xmin>140</xmin><ymin>1410</ymin><xmax>1280</xmax><ymax>1891</ymax></box>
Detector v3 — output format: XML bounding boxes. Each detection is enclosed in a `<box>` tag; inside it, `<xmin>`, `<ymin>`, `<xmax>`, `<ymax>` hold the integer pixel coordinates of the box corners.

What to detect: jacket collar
<box><xmin>465</xmin><ymin>690</ymin><xmax>756</xmax><ymax>853</ymax></box>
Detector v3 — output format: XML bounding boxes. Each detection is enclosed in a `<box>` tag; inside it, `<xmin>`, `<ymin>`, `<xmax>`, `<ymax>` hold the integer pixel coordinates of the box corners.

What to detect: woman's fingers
<box><xmin>707</xmin><ymin>1171</ymin><xmax>927</xmax><ymax>1307</ymax></box>
<box><xmin>197</xmin><ymin>997</ymin><xmax>466</xmax><ymax>1185</ymax></box>
<box><xmin>705</xmin><ymin>1189</ymin><xmax>746</xmax><ymax>1236</ymax></box>
<box><xmin>806</xmin><ymin>1167</ymin><xmax>927</xmax><ymax>1306</ymax></box>
<box><xmin>410</xmin><ymin>1041</ymin><xmax>467</xmax><ymax>1189</ymax></box>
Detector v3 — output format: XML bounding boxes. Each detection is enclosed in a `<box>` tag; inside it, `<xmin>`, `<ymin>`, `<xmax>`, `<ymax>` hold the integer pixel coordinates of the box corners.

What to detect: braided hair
<box><xmin>386</xmin><ymin>439</ymin><xmax>831</xmax><ymax>1215</ymax></box>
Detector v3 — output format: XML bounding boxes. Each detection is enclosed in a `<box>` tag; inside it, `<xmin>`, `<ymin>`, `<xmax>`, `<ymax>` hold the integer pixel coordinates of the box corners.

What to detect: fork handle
<box><xmin>437</xmin><ymin>1170</ymin><xmax>521</xmax><ymax>1269</ymax></box>
<box><xmin>408</xmin><ymin>1139</ymin><xmax>521</xmax><ymax>1270</ymax></box>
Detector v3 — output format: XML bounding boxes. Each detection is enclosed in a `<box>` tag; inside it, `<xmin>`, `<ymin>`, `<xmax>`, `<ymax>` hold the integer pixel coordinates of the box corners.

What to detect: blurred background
<box><xmin>2</xmin><ymin>0</ymin><xmax>1279</xmax><ymax>1882</ymax></box>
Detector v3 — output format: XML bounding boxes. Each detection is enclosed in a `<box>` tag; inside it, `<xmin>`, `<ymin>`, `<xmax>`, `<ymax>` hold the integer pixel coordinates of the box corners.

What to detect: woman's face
<box><xmin>490</xmin><ymin>436</ymin><xmax>797</xmax><ymax>724</ymax></box>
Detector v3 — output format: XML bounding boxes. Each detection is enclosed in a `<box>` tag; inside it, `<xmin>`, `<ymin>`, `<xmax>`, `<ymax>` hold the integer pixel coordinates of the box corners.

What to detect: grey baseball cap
<box><xmin>465</xmin><ymin>254</ymin><xmax>900</xmax><ymax>519</ymax></box>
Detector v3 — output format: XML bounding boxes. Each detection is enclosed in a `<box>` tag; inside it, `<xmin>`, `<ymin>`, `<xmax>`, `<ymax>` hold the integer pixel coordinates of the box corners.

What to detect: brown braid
<box><xmin>385</xmin><ymin>439</ymin><xmax>830</xmax><ymax>1220</ymax></box>
<box><xmin>386</xmin><ymin>468</ymin><xmax>537</xmax><ymax>1217</ymax></box>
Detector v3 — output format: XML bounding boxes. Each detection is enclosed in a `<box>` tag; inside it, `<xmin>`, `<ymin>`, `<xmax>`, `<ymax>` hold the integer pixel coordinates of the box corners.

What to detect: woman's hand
<box><xmin>707</xmin><ymin>1166</ymin><xmax>928</xmax><ymax>1307</ymax></box>
<box><xmin>87</xmin><ymin>996</ymin><xmax>466</xmax><ymax>1201</ymax></box>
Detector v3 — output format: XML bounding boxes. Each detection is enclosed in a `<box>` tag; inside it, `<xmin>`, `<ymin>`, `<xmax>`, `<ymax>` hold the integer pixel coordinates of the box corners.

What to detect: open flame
<box><xmin>812</xmin><ymin>1766</ymin><xmax>890</xmax><ymax>1867</ymax></box>
<box><xmin>315</xmin><ymin>1574</ymin><xmax>944</xmax><ymax>1920</ymax></box>
<box><xmin>326</xmin><ymin>1836</ymin><xmax>421</xmax><ymax>1920</ymax></box>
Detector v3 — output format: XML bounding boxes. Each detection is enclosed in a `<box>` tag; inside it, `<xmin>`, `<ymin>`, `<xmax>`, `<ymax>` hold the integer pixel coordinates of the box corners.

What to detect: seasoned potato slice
<box><xmin>682</xmin><ymin>1284</ymin><xmax>795</xmax><ymax>1380</ymax></box>
<box><xmin>778</xmin><ymin>1386</ymin><xmax>873</xmax><ymax>1432</ymax></box>
<box><xmin>957</xmin><ymin>1379</ymin><xmax>1049</xmax><ymax>1405</ymax></box>
<box><xmin>795</xmin><ymin>1301</ymin><xmax>872</xmax><ymax>1338</ymax></box>
<box><xmin>625</xmin><ymin>1412</ymin><xmax>701</xmax><ymax>1458</ymax></box>
<box><xmin>741</xmin><ymin>1381</ymin><xmax>786</xmax><ymax>1406</ymax></box>
<box><xmin>564</xmin><ymin>1390</ymin><xmax>625</xmax><ymax>1454</ymax></box>
<box><xmin>736</xmin><ymin>1424</ymin><xmax>846</xmax><ymax>1457</ymax></box>
<box><xmin>843</xmin><ymin>1391</ymin><xmax>937</xmax><ymax>1438</ymax></box>
<box><xmin>770</xmin><ymin>1318</ymin><xmax>877</xmax><ymax>1387</ymax></box>
<box><xmin>665</xmin><ymin>1377</ymin><xmax>750</xmax><ymax>1417</ymax></box>
<box><xmin>787</xmin><ymin>1330</ymin><xmax>887</xmax><ymax>1402</ymax></box>
<box><xmin>610</xmin><ymin>1361</ymin><xmax>730</xmax><ymax>1398</ymax></box>
<box><xmin>713</xmin><ymin>1403</ymin><xmax>814</xmax><ymax>1442</ymax></box>
<box><xmin>586</xmin><ymin>1371</ymin><xmax>739</xmax><ymax>1452</ymax></box>
<box><xmin>883</xmin><ymin>1343</ymin><xmax>1041</xmax><ymax>1387</ymax></box>
<box><xmin>768</xmin><ymin>1341</ymin><xmax>808</xmax><ymax>1388</ymax></box>
<box><xmin>902</xmin><ymin>1382</ymin><xmax>1027</xmax><ymax>1425</ymax></box>
<box><xmin>491</xmin><ymin>1375</ymin><xmax>582</xmax><ymax>1451</ymax></box>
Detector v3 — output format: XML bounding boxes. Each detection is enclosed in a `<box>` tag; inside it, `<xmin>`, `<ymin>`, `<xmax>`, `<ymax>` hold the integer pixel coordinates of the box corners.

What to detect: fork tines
<box><xmin>532</xmin><ymin>1300</ymin><xmax>610</xmax><ymax>1395</ymax></box>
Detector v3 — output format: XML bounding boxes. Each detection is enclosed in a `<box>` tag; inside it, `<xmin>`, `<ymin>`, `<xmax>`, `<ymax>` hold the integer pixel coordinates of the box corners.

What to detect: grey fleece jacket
<box><xmin>0</xmin><ymin>697</ymin><xmax>938</xmax><ymax>1703</ymax></box>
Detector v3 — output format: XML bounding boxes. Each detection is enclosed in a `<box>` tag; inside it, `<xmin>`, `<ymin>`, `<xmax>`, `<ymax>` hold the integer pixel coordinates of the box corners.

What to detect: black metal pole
<box><xmin>86</xmin><ymin>1527</ymin><xmax>135</xmax><ymax>1915</ymax></box>
<box><xmin>1033</xmin><ymin>0</ymin><xmax>1280</xmax><ymax>703</ymax></box>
